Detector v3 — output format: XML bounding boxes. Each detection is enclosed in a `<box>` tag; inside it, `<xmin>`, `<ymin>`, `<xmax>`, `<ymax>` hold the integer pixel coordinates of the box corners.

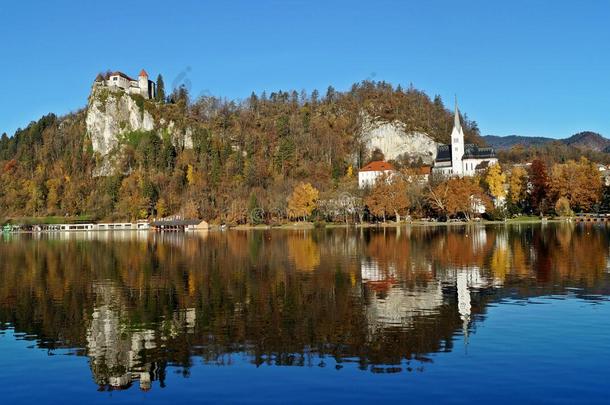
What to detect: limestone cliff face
<box><xmin>360</xmin><ymin>114</ymin><xmax>438</xmax><ymax>164</ymax></box>
<box><xmin>85</xmin><ymin>86</ymin><xmax>193</xmax><ymax>157</ymax></box>
<box><xmin>86</xmin><ymin>87</ymin><xmax>155</xmax><ymax>156</ymax></box>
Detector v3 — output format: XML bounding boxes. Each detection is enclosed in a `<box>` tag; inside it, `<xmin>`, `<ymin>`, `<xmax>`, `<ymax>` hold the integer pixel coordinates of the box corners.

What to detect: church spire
<box><xmin>454</xmin><ymin>95</ymin><xmax>462</xmax><ymax>132</ymax></box>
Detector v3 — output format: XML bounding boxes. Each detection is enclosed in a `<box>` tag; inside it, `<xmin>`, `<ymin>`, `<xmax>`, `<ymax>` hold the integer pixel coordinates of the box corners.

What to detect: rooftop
<box><xmin>360</xmin><ymin>161</ymin><xmax>396</xmax><ymax>172</ymax></box>
<box><xmin>109</xmin><ymin>71</ymin><xmax>136</xmax><ymax>81</ymax></box>
<box><xmin>435</xmin><ymin>144</ymin><xmax>497</xmax><ymax>162</ymax></box>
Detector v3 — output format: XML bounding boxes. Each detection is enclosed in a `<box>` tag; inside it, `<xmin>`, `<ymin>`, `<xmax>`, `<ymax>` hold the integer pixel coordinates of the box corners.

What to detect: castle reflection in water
<box><xmin>1</xmin><ymin>223</ymin><xmax>609</xmax><ymax>391</ymax></box>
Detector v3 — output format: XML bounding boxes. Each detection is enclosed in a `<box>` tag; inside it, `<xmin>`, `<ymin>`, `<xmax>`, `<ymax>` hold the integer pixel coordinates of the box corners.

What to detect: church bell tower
<box><xmin>450</xmin><ymin>97</ymin><xmax>465</xmax><ymax>175</ymax></box>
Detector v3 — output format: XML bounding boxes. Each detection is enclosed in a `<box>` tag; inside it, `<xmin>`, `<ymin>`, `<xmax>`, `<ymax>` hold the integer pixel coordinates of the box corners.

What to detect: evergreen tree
<box><xmin>247</xmin><ymin>193</ymin><xmax>261</xmax><ymax>224</ymax></box>
<box><xmin>0</xmin><ymin>133</ymin><xmax>8</xmax><ymax>160</ymax></box>
<box><xmin>156</xmin><ymin>74</ymin><xmax>165</xmax><ymax>103</ymax></box>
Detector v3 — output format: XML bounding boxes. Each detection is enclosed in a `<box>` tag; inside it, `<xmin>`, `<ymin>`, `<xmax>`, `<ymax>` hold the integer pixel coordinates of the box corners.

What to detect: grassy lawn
<box><xmin>506</xmin><ymin>215</ymin><xmax>544</xmax><ymax>223</ymax></box>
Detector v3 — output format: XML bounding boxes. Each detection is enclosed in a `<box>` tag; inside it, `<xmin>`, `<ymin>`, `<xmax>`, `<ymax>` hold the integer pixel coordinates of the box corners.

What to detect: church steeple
<box><xmin>454</xmin><ymin>95</ymin><xmax>462</xmax><ymax>132</ymax></box>
<box><xmin>450</xmin><ymin>95</ymin><xmax>465</xmax><ymax>175</ymax></box>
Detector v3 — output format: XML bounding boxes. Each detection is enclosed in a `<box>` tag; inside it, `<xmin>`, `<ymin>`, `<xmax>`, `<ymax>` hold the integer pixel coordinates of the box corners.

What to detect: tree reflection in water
<box><xmin>0</xmin><ymin>223</ymin><xmax>608</xmax><ymax>390</ymax></box>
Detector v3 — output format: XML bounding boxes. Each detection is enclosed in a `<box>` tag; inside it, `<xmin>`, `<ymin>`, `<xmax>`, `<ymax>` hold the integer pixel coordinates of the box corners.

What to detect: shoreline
<box><xmin>2</xmin><ymin>217</ymin><xmax>578</xmax><ymax>235</ymax></box>
<box><xmin>228</xmin><ymin>218</ymin><xmax>568</xmax><ymax>231</ymax></box>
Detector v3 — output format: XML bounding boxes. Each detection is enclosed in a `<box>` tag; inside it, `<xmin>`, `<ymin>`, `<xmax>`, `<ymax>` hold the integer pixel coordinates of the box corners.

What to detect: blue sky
<box><xmin>0</xmin><ymin>0</ymin><xmax>608</xmax><ymax>138</ymax></box>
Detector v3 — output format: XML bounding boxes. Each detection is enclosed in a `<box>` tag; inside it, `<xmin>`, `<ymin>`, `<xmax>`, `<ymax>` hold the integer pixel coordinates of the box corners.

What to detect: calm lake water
<box><xmin>0</xmin><ymin>224</ymin><xmax>609</xmax><ymax>403</ymax></box>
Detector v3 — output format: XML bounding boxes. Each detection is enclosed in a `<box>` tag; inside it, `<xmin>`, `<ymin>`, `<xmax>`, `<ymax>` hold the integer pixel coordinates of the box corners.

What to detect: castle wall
<box><xmin>108</xmin><ymin>75</ymin><xmax>131</xmax><ymax>91</ymax></box>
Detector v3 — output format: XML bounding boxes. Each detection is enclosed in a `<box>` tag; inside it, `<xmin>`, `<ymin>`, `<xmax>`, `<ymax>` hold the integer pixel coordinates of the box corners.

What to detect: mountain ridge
<box><xmin>484</xmin><ymin>131</ymin><xmax>609</xmax><ymax>152</ymax></box>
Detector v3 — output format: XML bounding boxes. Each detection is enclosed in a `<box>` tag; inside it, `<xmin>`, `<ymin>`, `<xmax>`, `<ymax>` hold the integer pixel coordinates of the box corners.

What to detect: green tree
<box><xmin>247</xmin><ymin>193</ymin><xmax>261</xmax><ymax>224</ymax></box>
<box><xmin>156</xmin><ymin>74</ymin><xmax>165</xmax><ymax>103</ymax></box>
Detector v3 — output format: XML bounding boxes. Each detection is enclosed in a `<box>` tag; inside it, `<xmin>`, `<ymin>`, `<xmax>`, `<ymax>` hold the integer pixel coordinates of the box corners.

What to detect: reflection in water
<box><xmin>0</xmin><ymin>223</ymin><xmax>609</xmax><ymax>391</ymax></box>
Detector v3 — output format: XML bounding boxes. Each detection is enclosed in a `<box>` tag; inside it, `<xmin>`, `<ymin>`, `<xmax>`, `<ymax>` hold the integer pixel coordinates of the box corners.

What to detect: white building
<box><xmin>433</xmin><ymin>99</ymin><xmax>498</xmax><ymax>176</ymax></box>
<box><xmin>358</xmin><ymin>161</ymin><xmax>396</xmax><ymax>188</ymax></box>
<box><xmin>95</xmin><ymin>69</ymin><xmax>156</xmax><ymax>100</ymax></box>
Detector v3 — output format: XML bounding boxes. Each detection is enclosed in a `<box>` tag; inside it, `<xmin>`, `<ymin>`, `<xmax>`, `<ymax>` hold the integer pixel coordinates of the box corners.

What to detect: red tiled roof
<box><xmin>139</xmin><ymin>69</ymin><xmax>148</xmax><ymax>77</ymax></box>
<box><xmin>360</xmin><ymin>161</ymin><xmax>396</xmax><ymax>172</ymax></box>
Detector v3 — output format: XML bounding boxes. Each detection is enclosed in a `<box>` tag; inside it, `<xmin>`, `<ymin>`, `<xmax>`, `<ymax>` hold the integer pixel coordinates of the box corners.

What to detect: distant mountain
<box><xmin>484</xmin><ymin>131</ymin><xmax>609</xmax><ymax>152</ymax></box>
<box><xmin>564</xmin><ymin>131</ymin><xmax>610</xmax><ymax>152</ymax></box>
<box><xmin>483</xmin><ymin>135</ymin><xmax>554</xmax><ymax>150</ymax></box>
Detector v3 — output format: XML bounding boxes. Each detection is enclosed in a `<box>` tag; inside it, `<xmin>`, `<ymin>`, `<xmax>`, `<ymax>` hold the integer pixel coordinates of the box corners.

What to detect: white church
<box><xmin>432</xmin><ymin>99</ymin><xmax>497</xmax><ymax>176</ymax></box>
<box><xmin>94</xmin><ymin>69</ymin><xmax>156</xmax><ymax>100</ymax></box>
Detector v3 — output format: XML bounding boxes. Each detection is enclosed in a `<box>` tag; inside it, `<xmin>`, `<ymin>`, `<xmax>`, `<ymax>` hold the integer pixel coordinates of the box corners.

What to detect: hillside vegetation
<box><xmin>0</xmin><ymin>80</ymin><xmax>482</xmax><ymax>221</ymax></box>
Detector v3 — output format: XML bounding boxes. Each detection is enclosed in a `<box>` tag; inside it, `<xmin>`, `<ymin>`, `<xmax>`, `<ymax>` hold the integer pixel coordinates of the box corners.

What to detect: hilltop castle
<box><xmin>94</xmin><ymin>69</ymin><xmax>156</xmax><ymax>100</ymax></box>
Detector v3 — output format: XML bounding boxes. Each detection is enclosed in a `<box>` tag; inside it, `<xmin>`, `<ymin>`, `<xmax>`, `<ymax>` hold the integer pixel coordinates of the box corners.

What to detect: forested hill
<box><xmin>0</xmin><ymin>80</ymin><xmax>482</xmax><ymax>221</ymax></box>
<box><xmin>484</xmin><ymin>131</ymin><xmax>609</xmax><ymax>151</ymax></box>
<box><xmin>483</xmin><ymin>135</ymin><xmax>554</xmax><ymax>150</ymax></box>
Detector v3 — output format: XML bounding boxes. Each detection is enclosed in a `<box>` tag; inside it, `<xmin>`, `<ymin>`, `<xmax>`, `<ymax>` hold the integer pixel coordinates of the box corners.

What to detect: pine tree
<box><xmin>156</xmin><ymin>74</ymin><xmax>165</xmax><ymax>103</ymax></box>
<box><xmin>247</xmin><ymin>193</ymin><xmax>261</xmax><ymax>224</ymax></box>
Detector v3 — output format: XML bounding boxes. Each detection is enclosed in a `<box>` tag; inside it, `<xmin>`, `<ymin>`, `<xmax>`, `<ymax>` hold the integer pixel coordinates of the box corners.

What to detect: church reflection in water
<box><xmin>1</xmin><ymin>223</ymin><xmax>609</xmax><ymax>390</ymax></box>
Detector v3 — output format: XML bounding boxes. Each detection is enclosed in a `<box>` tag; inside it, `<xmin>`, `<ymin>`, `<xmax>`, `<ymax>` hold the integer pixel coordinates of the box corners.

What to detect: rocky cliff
<box><xmin>86</xmin><ymin>87</ymin><xmax>155</xmax><ymax>156</ymax></box>
<box><xmin>85</xmin><ymin>86</ymin><xmax>193</xmax><ymax>157</ymax></box>
<box><xmin>360</xmin><ymin>114</ymin><xmax>438</xmax><ymax>164</ymax></box>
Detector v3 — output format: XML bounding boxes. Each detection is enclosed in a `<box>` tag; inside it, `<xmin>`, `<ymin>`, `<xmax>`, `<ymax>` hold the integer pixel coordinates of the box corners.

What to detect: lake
<box><xmin>0</xmin><ymin>224</ymin><xmax>609</xmax><ymax>403</ymax></box>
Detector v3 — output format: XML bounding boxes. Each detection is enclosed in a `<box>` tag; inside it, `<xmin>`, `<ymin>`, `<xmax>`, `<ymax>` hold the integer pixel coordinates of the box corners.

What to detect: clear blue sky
<box><xmin>1</xmin><ymin>0</ymin><xmax>608</xmax><ymax>138</ymax></box>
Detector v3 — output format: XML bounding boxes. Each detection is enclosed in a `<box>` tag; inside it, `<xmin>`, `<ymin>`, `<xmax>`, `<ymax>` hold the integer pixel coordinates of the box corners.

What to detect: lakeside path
<box><xmin>229</xmin><ymin>218</ymin><xmax>565</xmax><ymax>231</ymax></box>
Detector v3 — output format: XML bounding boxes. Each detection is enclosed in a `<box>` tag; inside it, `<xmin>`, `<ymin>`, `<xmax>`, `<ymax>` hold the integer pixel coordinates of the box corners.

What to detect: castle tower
<box><xmin>450</xmin><ymin>97</ymin><xmax>465</xmax><ymax>175</ymax></box>
<box><xmin>138</xmin><ymin>69</ymin><xmax>150</xmax><ymax>99</ymax></box>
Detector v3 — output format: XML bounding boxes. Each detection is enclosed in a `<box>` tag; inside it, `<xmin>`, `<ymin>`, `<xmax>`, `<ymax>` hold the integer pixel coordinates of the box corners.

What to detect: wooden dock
<box><xmin>150</xmin><ymin>219</ymin><xmax>208</xmax><ymax>231</ymax></box>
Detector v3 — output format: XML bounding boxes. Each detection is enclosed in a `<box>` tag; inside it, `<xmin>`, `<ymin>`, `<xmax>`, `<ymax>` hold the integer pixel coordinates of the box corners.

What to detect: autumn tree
<box><xmin>287</xmin><ymin>182</ymin><xmax>319</xmax><ymax>221</ymax></box>
<box><xmin>155</xmin><ymin>198</ymin><xmax>167</xmax><ymax>218</ymax></box>
<box><xmin>555</xmin><ymin>197</ymin><xmax>572</xmax><ymax>217</ymax></box>
<box><xmin>116</xmin><ymin>175</ymin><xmax>148</xmax><ymax>220</ymax></box>
<box><xmin>365</xmin><ymin>175</ymin><xmax>414</xmax><ymax>222</ymax></box>
<box><xmin>507</xmin><ymin>166</ymin><xmax>528</xmax><ymax>212</ymax></box>
<box><xmin>529</xmin><ymin>158</ymin><xmax>549</xmax><ymax>215</ymax></box>
<box><xmin>182</xmin><ymin>199</ymin><xmax>200</xmax><ymax>219</ymax></box>
<box><xmin>427</xmin><ymin>177</ymin><xmax>490</xmax><ymax>220</ymax></box>
<box><xmin>485</xmin><ymin>164</ymin><xmax>507</xmax><ymax>205</ymax></box>
<box><xmin>548</xmin><ymin>157</ymin><xmax>602</xmax><ymax>212</ymax></box>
